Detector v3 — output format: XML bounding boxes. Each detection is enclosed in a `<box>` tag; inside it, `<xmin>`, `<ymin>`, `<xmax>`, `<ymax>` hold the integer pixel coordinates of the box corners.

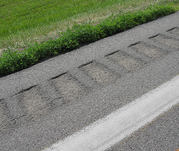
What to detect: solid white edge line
<box><xmin>43</xmin><ymin>74</ymin><xmax>179</xmax><ymax>151</ymax></box>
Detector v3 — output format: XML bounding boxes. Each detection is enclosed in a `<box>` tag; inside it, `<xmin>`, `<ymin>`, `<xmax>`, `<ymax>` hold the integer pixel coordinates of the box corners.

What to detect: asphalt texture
<box><xmin>0</xmin><ymin>11</ymin><xmax>179</xmax><ymax>151</ymax></box>
<box><xmin>106</xmin><ymin>103</ymin><xmax>179</xmax><ymax>151</ymax></box>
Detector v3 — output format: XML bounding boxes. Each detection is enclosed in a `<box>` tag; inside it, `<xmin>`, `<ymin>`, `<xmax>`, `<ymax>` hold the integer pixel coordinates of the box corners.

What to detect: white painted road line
<box><xmin>42</xmin><ymin>74</ymin><xmax>179</xmax><ymax>151</ymax></box>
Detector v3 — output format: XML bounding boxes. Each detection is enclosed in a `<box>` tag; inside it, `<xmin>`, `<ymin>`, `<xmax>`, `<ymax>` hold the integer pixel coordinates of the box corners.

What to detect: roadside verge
<box><xmin>0</xmin><ymin>5</ymin><xmax>175</xmax><ymax>76</ymax></box>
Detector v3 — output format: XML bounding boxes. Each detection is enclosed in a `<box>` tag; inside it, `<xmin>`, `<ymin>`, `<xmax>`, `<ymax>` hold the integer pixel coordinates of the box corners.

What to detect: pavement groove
<box><xmin>168</xmin><ymin>27</ymin><xmax>179</xmax><ymax>35</ymax></box>
<box><xmin>150</xmin><ymin>34</ymin><xmax>179</xmax><ymax>49</ymax></box>
<box><xmin>106</xmin><ymin>50</ymin><xmax>145</xmax><ymax>71</ymax></box>
<box><xmin>129</xmin><ymin>41</ymin><xmax>168</xmax><ymax>59</ymax></box>
<box><xmin>80</xmin><ymin>61</ymin><xmax>119</xmax><ymax>86</ymax></box>
<box><xmin>49</xmin><ymin>73</ymin><xmax>87</xmax><ymax>102</ymax></box>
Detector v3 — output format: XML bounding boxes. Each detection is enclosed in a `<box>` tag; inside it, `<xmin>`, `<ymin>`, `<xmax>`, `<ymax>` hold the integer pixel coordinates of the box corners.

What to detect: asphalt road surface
<box><xmin>106</xmin><ymin>102</ymin><xmax>179</xmax><ymax>151</ymax></box>
<box><xmin>0</xmin><ymin>11</ymin><xmax>179</xmax><ymax>151</ymax></box>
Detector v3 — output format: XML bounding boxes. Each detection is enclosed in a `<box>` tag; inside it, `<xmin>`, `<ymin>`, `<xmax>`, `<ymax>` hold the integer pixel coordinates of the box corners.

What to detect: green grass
<box><xmin>1</xmin><ymin>0</ymin><xmax>179</xmax><ymax>50</ymax></box>
<box><xmin>0</xmin><ymin>0</ymin><xmax>179</xmax><ymax>76</ymax></box>
<box><xmin>0</xmin><ymin>0</ymin><xmax>142</xmax><ymax>49</ymax></box>
<box><xmin>1</xmin><ymin>0</ymin><xmax>119</xmax><ymax>37</ymax></box>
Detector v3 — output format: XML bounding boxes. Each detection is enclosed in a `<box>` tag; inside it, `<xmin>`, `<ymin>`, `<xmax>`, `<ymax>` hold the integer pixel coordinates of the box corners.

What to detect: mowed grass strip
<box><xmin>0</xmin><ymin>5</ymin><xmax>176</xmax><ymax>76</ymax></box>
<box><xmin>0</xmin><ymin>0</ymin><xmax>149</xmax><ymax>49</ymax></box>
<box><xmin>1</xmin><ymin>0</ymin><xmax>179</xmax><ymax>50</ymax></box>
<box><xmin>1</xmin><ymin>0</ymin><xmax>118</xmax><ymax>37</ymax></box>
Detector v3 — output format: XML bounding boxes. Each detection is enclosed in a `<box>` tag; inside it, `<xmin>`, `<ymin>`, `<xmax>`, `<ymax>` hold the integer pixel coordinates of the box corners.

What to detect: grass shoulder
<box><xmin>0</xmin><ymin>4</ymin><xmax>176</xmax><ymax>76</ymax></box>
